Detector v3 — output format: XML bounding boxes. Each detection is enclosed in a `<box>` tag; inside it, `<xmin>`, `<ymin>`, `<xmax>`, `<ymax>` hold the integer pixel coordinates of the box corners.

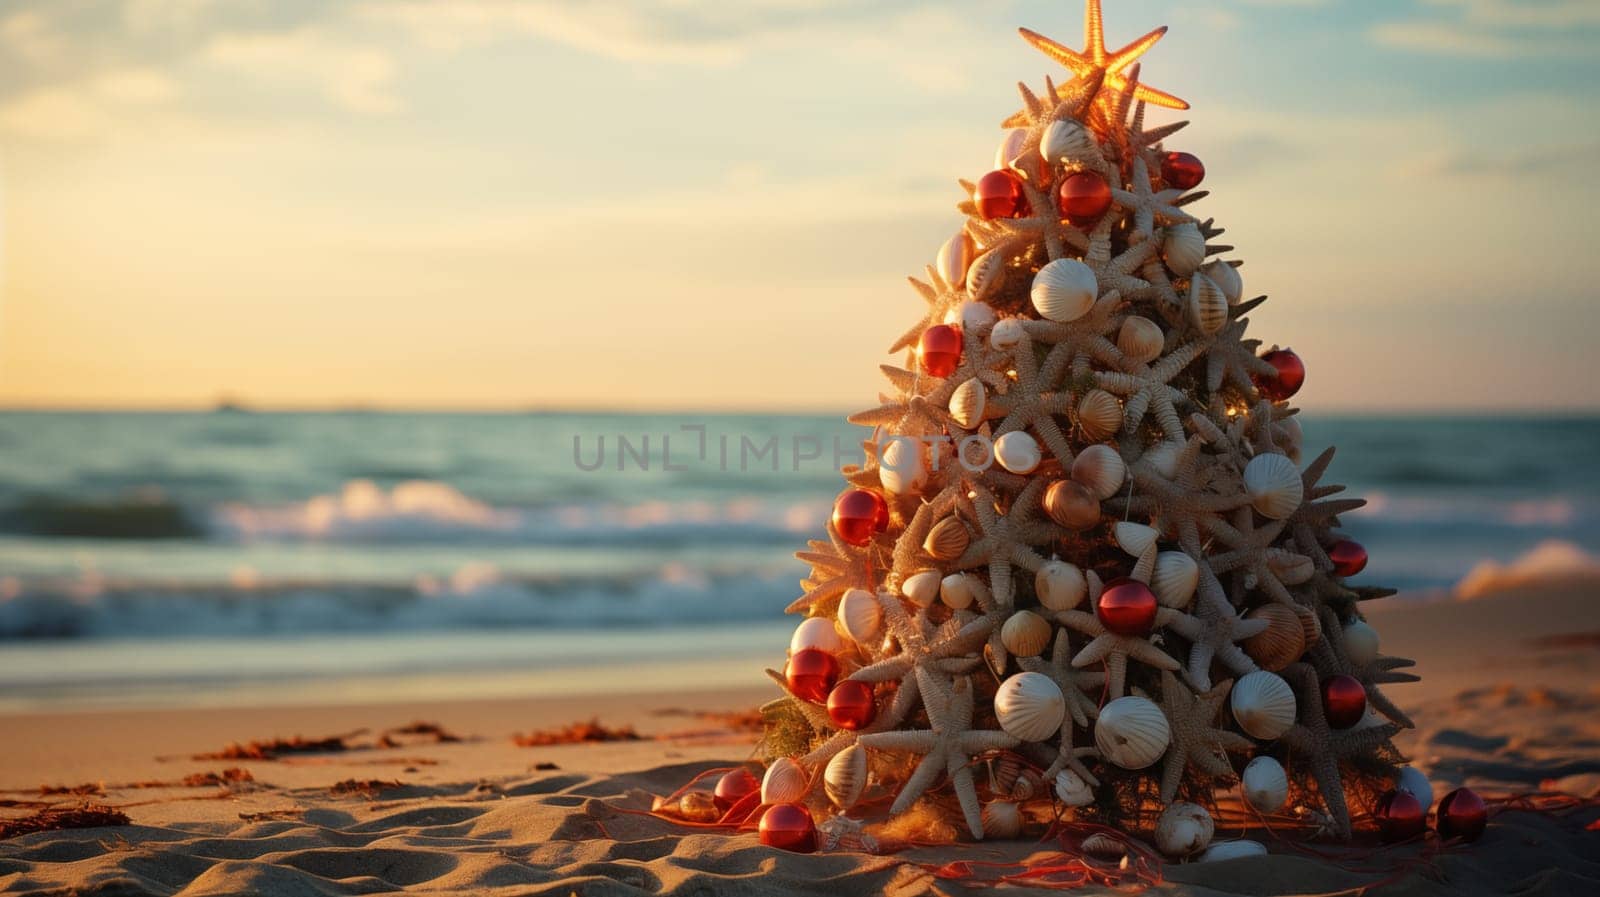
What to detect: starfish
<box><xmin>1019</xmin><ymin>289</ymin><xmax>1130</xmax><ymax>383</ymax></box>
<box><xmin>1121</xmin><ymin>98</ymin><xmax>1188</xmax><ymax>172</ymax></box>
<box><xmin>1157</xmin><ymin>671</ymin><xmax>1254</xmax><ymax>803</ymax></box>
<box><xmin>1055</xmin><ymin>589</ymin><xmax>1191</xmax><ymax>700</ymax></box>
<box><xmin>1018</xmin><ymin>630</ymin><xmax>1106</xmax><ymax>783</ymax></box>
<box><xmin>888</xmin><ymin>267</ymin><xmax>965</xmax><ymax>355</ymax></box>
<box><xmin>1285</xmin><ymin>447</ymin><xmax>1367</xmax><ymax>573</ymax></box>
<box><xmin>859</xmin><ymin>669</ymin><xmax>1020</xmax><ymax>838</ymax></box>
<box><xmin>1278</xmin><ymin>662</ymin><xmax>1402</xmax><ymax>840</ymax></box>
<box><xmin>1308</xmin><ymin>605</ymin><xmax>1419</xmax><ymax>729</ymax></box>
<box><xmin>1204</xmin><ymin>507</ymin><xmax>1309</xmax><ymax>610</ymax></box>
<box><xmin>1092</xmin><ymin>338</ymin><xmax>1204</xmax><ymax>441</ymax></box>
<box><xmin>1083</xmin><ymin>231</ymin><xmax>1156</xmax><ymax>300</ymax></box>
<box><xmin>987</xmin><ymin>333</ymin><xmax>1080</xmax><ymax>467</ymax></box>
<box><xmin>852</xmin><ymin>328</ymin><xmax>1008</xmax><ymax>438</ymax></box>
<box><xmin>851</xmin><ymin>592</ymin><xmax>990</xmax><ymax>698</ymax></box>
<box><xmin>1203</xmin><ymin>311</ymin><xmax>1278</xmax><ymax>395</ymax></box>
<box><xmin>1111</xmin><ymin>155</ymin><xmax>1195</xmax><ymax>244</ymax></box>
<box><xmin>1162</xmin><ymin>569</ymin><xmax>1268</xmax><ymax>691</ymax></box>
<box><xmin>952</xmin><ymin>480</ymin><xmax>1062</xmax><ymax>673</ymax></box>
<box><xmin>788</xmin><ymin>519</ymin><xmax>884</xmax><ymax>615</ymax></box>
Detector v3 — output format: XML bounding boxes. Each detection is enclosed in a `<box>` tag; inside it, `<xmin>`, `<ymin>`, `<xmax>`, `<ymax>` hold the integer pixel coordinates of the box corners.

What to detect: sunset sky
<box><xmin>1</xmin><ymin>0</ymin><xmax>1597</xmax><ymax>411</ymax></box>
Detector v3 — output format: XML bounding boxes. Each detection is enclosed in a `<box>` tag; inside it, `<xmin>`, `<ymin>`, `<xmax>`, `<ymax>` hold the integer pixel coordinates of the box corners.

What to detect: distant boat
<box><xmin>212</xmin><ymin>397</ymin><xmax>252</xmax><ymax>414</ymax></box>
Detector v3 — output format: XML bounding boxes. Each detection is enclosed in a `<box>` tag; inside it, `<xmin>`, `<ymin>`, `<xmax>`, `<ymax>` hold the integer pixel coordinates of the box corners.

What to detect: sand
<box><xmin>2</xmin><ymin>583</ymin><xmax>1598</xmax><ymax>896</ymax></box>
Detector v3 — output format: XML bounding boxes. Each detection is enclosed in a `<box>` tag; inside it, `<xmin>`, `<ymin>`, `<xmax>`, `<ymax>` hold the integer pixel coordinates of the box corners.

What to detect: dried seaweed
<box><xmin>329</xmin><ymin>779</ymin><xmax>404</xmax><ymax>798</ymax></box>
<box><xmin>0</xmin><ymin>805</ymin><xmax>130</xmax><ymax>839</ymax></box>
<box><xmin>511</xmin><ymin>719</ymin><xmax>641</xmax><ymax>747</ymax></box>
<box><xmin>194</xmin><ymin>733</ymin><xmax>355</xmax><ymax>761</ymax></box>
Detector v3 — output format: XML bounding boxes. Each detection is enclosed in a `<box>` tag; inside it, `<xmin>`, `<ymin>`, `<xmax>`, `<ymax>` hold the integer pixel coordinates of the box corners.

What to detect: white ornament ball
<box><xmin>790</xmin><ymin>617</ymin><xmax>844</xmax><ymax>655</ymax></box>
<box><xmin>940</xmin><ymin>573</ymin><xmax>979</xmax><ymax>610</ymax></box>
<box><xmin>901</xmin><ymin>570</ymin><xmax>942</xmax><ymax>608</ymax></box>
<box><xmin>994</xmin><ymin>431</ymin><xmax>1042</xmax><ymax>474</ymax></box>
<box><xmin>1035</xmin><ymin>560</ymin><xmax>1087</xmax><ymax>612</ymax></box>
<box><xmin>1241</xmin><ymin>756</ymin><xmax>1289</xmax><ymax>813</ymax></box>
<box><xmin>1395</xmin><ymin>766</ymin><xmax>1434</xmax><ymax>814</ymax></box>
<box><xmin>1155</xmin><ymin>802</ymin><xmax>1215</xmax><ymax>857</ymax></box>
<box><xmin>1094</xmin><ymin>696</ymin><xmax>1170</xmax><ymax>769</ymax></box>
<box><xmin>989</xmin><ymin>317</ymin><xmax>1027</xmax><ymax>352</ymax></box>
<box><xmin>1343</xmin><ymin>619</ymin><xmax>1380</xmax><ymax>667</ymax></box>
<box><xmin>994</xmin><ymin>672</ymin><xmax>1067</xmax><ymax>742</ymax></box>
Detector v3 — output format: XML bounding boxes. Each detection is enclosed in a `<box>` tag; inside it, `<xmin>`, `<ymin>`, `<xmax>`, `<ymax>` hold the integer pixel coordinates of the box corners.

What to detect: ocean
<box><xmin>1</xmin><ymin>411</ymin><xmax>1595</xmax><ymax>712</ymax></box>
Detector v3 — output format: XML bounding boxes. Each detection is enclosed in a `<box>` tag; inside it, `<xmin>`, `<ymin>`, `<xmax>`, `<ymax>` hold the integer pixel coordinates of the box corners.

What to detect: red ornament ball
<box><xmin>1328</xmin><ymin>539</ymin><xmax>1369</xmax><ymax>577</ymax></box>
<box><xmin>831</xmin><ymin>489</ymin><xmax>888</xmax><ymax>546</ymax></box>
<box><xmin>1374</xmin><ymin>789</ymin><xmax>1427</xmax><ymax>843</ymax></box>
<box><xmin>786</xmin><ymin>648</ymin><xmax>839</xmax><ymax>704</ymax></box>
<box><xmin>1255</xmin><ymin>349</ymin><xmax>1306</xmax><ymax>402</ymax></box>
<box><xmin>1161</xmin><ymin>151</ymin><xmax>1206</xmax><ymax>190</ymax></box>
<box><xmin>1436</xmin><ymin>787</ymin><xmax>1488</xmax><ymax>842</ymax></box>
<box><xmin>919</xmin><ymin>323</ymin><xmax>963</xmax><ymax>378</ymax></box>
<box><xmin>758</xmin><ymin>803</ymin><xmax>817</xmax><ymax>853</ymax></box>
<box><xmin>975</xmin><ymin>169</ymin><xmax>1028</xmax><ymax>220</ymax></box>
<box><xmin>1321</xmin><ymin>674</ymin><xmax>1367</xmax><ymax>729</ymax></box>
<box><xmin>712</xmin><ymin>767</ymin><xmax>759</xmax><ymax>814</ymax></box>
<box><xmin>1096</xmin><ymin>578</ymin><xmax>1159</xmax><ymax>637</ymax></box>
<box><xmin>1057</xmin><ymin>171</ymin><xmax>1112</xmax><ymax>228</ymax></box>
<box><xmin>826</xmin><ymin>679</ymin><xmax>877</xmax><ymax>731</ymax></box>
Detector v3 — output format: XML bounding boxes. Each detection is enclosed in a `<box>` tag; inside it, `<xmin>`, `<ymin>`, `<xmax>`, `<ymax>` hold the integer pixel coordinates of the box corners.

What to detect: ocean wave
<box><xmin>1352</xmin><ymin>492</ymin><xmax>1586</xmax><ymax>528</ymax></box>
<box><xmin>1454</xmin><ymin>540</ymin><xmax>1600</xmax><ymax>599</ymax></box>
<box><xmin>0</xmin><ymin>490</ymin><xmax>200</xmax><ymax>539</ymax></box>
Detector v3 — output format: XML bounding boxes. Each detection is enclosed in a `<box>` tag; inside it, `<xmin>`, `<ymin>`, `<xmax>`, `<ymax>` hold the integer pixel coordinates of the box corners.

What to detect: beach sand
<box><xmin>2</xmin><ymin>583</ymin><xmax>1598</xmax><ymax>896</ymax></box>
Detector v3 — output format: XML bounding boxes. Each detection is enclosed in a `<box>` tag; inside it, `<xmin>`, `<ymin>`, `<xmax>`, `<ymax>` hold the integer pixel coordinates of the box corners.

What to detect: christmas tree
<box><xmin>755</xmin><ymin>1</ymin><xmax>1420</xmax><ymax>852</ymax></box>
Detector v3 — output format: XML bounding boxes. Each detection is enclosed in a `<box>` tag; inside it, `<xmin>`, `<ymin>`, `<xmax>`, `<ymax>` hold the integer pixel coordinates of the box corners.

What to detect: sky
<box><xmin>0</xmin><ymin>0</ymin><xmax>1597</xmax><ymax>412</ymax></box>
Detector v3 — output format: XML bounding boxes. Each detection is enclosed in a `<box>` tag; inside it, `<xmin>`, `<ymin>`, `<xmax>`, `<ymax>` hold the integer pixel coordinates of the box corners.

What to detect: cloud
<box><xmin>203</xmin><ymin>29</ymin><xmax>400</xmax><ymax>114</ymax></box>
<box><xmin>1421</xmin><ymin>0</ymin><xmax>1600</xmax><ymax>28</ymax></box>
<box><xmin>0</xmin><ymin>67</ymin><xmax>178</xmax><ymax>141</ymax></box>
<box><xmin>1373</xmin><ymin>0</ymin><xmax>1599</xmax><ymax>58</ymax></box>
<box><xmin>1403</xmin><ymin>141</ymin><xmax>1600</xmax><ymax>178</ymax></box>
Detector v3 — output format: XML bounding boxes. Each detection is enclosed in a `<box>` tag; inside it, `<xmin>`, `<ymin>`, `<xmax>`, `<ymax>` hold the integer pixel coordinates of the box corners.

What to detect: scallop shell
<box><xmin>901</xmin><ymin>570</ymin><xmax>941</xmax><ymax>608</ymax></box>
<box><xmin>1076</xmin><ymin>389</ymin><xmax>1122</xmax><ymax>441</ymax></box>
<box><xmin>761</xmin><ymin>757</ymin><xmax>808</xmax><ymax>805</ymax></box>
<box><xmin>950</xmin><ymin>300</ymin><xmax>997</xmax><ymax>334</ymax></box>
<box><xmin>1031</xmin><ymin>259</ymin><xmax>1098</xmax><ymax>323</ymax></box>
<box><xmin>1042</xmin><ymin>119</ymin><xmax>1095</xmax><ymax>162</ymax></box>
<box><xmin>995</xmin><ymin>127</ymin><xmax>1029</xmax><ymax>171</ymax></box>
<box><xmin>940</xmin><ymin>573</ymin><xmax>982</xmax><ymax>610</ymax></box>
<box><xmin>1241</xmin><ymin>756</ymin><xmax>1289</xmax><ymax>813</ymax></box>
<box><xmin>994</xmin><ymin>431</ymin><xmax>1042</xmax><ymax>474</ymax></box>
<box><xmin>1231</xmin><ymin>670</ymin><xmax>1297</xmax><ymax>740</ymax></box>
<box><xmin>1043</xmin><ymin>479</ymin><xmax>1100</xmax><ymax>531</ymax></box>
<box><xmin>1095</xmin><ymin>696</ymin><xmax>1170</xmax><ymax>769</ymax></box>
<box><xmin>990</xmin><ymin>754</ymin><xmax>1041</xmax><ymax>801</ymax></box>
<box><xmin>994</xmin><ymin>672</ymin><xmax>1067</xmax><ymax>742</ymax></box>
<box><xmin>824</xmin><ymin>744</ymin><xmax>868</xmax><ymax>810</ymax></box>
<box><xmin>1243</xmin><ymin>453</ymin><xmax>1303</xmax><ymax>519</ymax></box>
<box><xmin>923</xmin><ymin>515</ymin><xmax>970</xmax><ymax>561</ymax></box>
<box><xmin>1155</xmin><ymin>802</ymin><xmax>1214</xmax><ymax>857</ymax></box>
<box><xmin>948</xmin><ymin>378</ymin><xmax>987</xmax><ymax>430</ymax></box>
<box><xmin>1269</xmin><ymin>552</ymin><xmax>1315</xmax><ymax>586</ymax></box>
<box><xmin>1343</xmin><ymin>619</ymin><xmax>1380</xmax><ymax>667</ymax></box>
<box><xmin>1162</xmin><ymin>222</ymin><xmax>1205</xmax><ymax>276</ymax></box>
<box><xmin>1114</xmin><ymin>522</ymin><xmax>1160</xmax><ymax>560</ymax></box>
<box><xmin>936</xmin><ymin>232</ymin><xmax>975</xmax><ymax>287</ymax></box>
<box><xmin>1202</xmin><ymin>259</ymin><xmax>1243</xmax><ymax>305</ymax></box>
<box><xmin>1242</xmin><ymin>604</ymin><xmax>1305</xmax><ymax>672</ymax></box>
<box><xmin>1141</xmin><ymin>440</ymin><xmax>1181</xmax><ymax>478</ymax></box>
<box><xmin>967</xmin><ymin>249</ymin><xmax>1007</xmax><ymax>302</ymax></box>
<box><xmin>1395</xmin><ymin>766</ymin><xmax>1433</xmax><ymax>813</ymax></box>
<box><xmin>1198</xmin><ymin>840</ymin><xmax>1268</xmax><ymax>863</ymax></box>
<box><xmin>1117</xmin><ymin>316</ymin><xmax>1164</xmax><ymax>365</ymax></box>
<box><xmin>879</xmin><ymin>436</ymin><xmax>927</xmax><ymax>495</ymax></box>
<box><xmin>981</xmin><ymin>801</ymin><xmax>1024</xmax><ymax>840</ymax></box>
<box><xmin>1035</xmin><ymin>560</ymin><xmax>1087</xmax><ymax>611</ymax></box>
<box><xmin>836</xmin><ymin>588</ymin><xmax>882</xmax><ymax>644</ymax></box>
<box><xmin>1071</xmin><ymin>444</ymin><xmax>1126</xmax><ymax>500</ymax></box>
<box><xmin>791</xmin><ymin>617</ymin><xmax>844</xmax><ymax>656</ymax></box>
<box><xmin>1188</xmin><ymin>272</ymin><xmax>1229</xmax><ymax>335</ymax></box>
<box><xmin>1151</xmin><ymin>551</ymin><xmax>1199</xmax><ymax>608</ymax></box>
<box><xmin>1001</xmin><ymin>610</ymin><xmax>1052</xmax><ymax>658</ymax></box>
<box><xmin>1054</xmin><ymin>769</ymin><xmax>1095</xmax><ymax>806</ymax></box>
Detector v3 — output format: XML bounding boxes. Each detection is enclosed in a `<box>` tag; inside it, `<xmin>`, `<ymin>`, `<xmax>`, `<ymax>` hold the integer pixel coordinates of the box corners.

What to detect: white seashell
<box><xmin>1161</xmin><ymin>222</ymin><xmax>1205</xmax><ymax>276</ymax></box>
<box><xmin>901</xmin><ymin>570</ymin><xmax>942</xmax><ymax>608</ymax></box>
<box><xmin>761</xmin><ymin>757</ymin><xmax>808</xmax><ymax>805</ymax></box>
<box><xmin>1114</xmin><ymin>522</ymin><xmax>1160</xmax><ymax>560</ymax></box>
<box><xmin>949</xmin><ymin>378</ymin><xmax>987</xmax><ymax>430</ymax></box>
<box><xmin>1395</xmin><ymin>766</ymin><xmax>1433</xmax><ymax>814</ymax></box>
<box><xmin>879</xmin><ymin>436</ymin><xmax>927</xmax><ymax>495</ymax></box>
<box><xmin>1117</xmin><ymin>316</ymin><xmax>1164</xmax><ymax>365</ymax></box>
<box><xmin>1202</xmin><ymin>260</ymin><xmax>1243</xmax><ymax>305</ymax></box>
<box><xmin>1155</xmin><ymin>802</ymin><xmax>1214</xmax><ymax>857</ymax></box>
<box><xmin>1041</xmin><ymin>119</ymin><xmax>1095</xmax><ymax>163</ymax></box>
<box><xmin>824</xmin><ymin>745</ymin><xmax>868</xmax><ymax>810</ymax></box>
<box><xmin>1151</xmin><ymin>551</ymin><xmax>1199</xmax><ymax>608</ymax></box>
<box><xmin>1141</xmin><ymin>440</ymin><xmax>1181</xmax><ymax>478</ymax></box>
<box><xmin>1035</xmin><ymin>560</ymin><xmax>1087</xmax><ymax>611</ymax></box>
<box><xmin>923</xmin><ymin>515</ymin><xmax>970</xmax><ymax>561</ymax></box>
<box><xmin>837</xmin><ymin>588</ymin><xmax>882</xmax><ymax>644</ymax></box>
<box><xmin>1054</xmin><ymin>769</ymin><xmax>1095</xmax><ymax>806</ymax></box>
<box><xmin>994</xmin><ymin>431</ymin><xmax>1042</xmax><ymax>474</ymax></box>
<box><xmin>1001</xmin><ymin>610</ymin><xmax>1052</xmax><ymax>658</ymax></box>
<box><xmin>989</xmin><ymin>316</ymin><xmax>1026</xmax><ymax>351</ymax></box>
<box><xmin>967</xmin><ymin>249</ymin><xmax>1007</xmax><ymax>302</ymax></box>
<box><xmin>950</xmin><ymin>300</ymin><xmax>997</xmax><ymax>334</ymax></box>
<box><xmin>791</xmin><ymin>617</ymin><xmax>844</xmax><ymax>655</ymax></box>
<box><xmin>1188</xmin><ymin>272</ymin><xmax>1228</xmax><ymax>335</ymax></box>
<box><xmin>1343</xmin><ymin>619</ymin><xmax>1380</xmax><ymax>667</ymax></box>
<box><xmin>1269</xmin><ymin>552</ymin><xmax>1315</xmax><ymax>586</ymax></box>
<box><xmin>1231</xmin><ymin>670</ymin><xmax>1297</xmax><ymax>740</ymax></box>
<box><xmin>1198</xmin><ymin>840</ymin><xmax>1268</xmax><ymax>863</ymax></box>
<box><xmin>1094</xmin><ymin>696</ymin><xmax>1170</xmax><ymax>769</ymax></box>
<box><xmin>1274</xmin><ymin>415</ymin><xmax>1304</xmax><ymax>464</ymax></box>
<box><xmin>940</xmin><ymin>573</ymin><xmax>980</xmax><ymax>610</ymax></box>
<box><xmin>1071</xmin><ymin>444</ymin><xmax>1126</xmax><ymax>500</ymax></box>
<box><xmin>1031</xmin><ymin>259</ymin><xmax>1098</xmax><ymax>323</ymax></box>
<box><xmin>1243</xmin><ymin>453</ymin><xmax>1303</xmax><ymax>520</ymax></box>
<box><xmin>995</xmin><ymin>127</ymin><xmax>1029</xmax><ymax>171</ymax></box>
<box><xmin>936</xmin><ymin>232</ymin><xmax>975</xmax><ymax>287</ymax></box>
<box><xmin>994</xmin><ymin>672</ymin><xmax>1067</xmax><ymax>742</ymax></box>
<box><xmin>1241</xmin><ymin>756</ymin><xmax>1289</xmax><ymax>813</ymax></box>
<box><xmin>981</xmin><ymin>801</ymin><xmax>1024</xmax><ymax>839</ymax></box>
<box><xmin>1076</xmin><ymin>389</ymin><xmax>1122</xmax><ymax>441</ymax></box>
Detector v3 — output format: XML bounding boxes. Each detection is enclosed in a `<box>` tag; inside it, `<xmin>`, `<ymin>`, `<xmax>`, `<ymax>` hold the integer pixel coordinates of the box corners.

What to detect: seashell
<box><xmin>1243</xmin><ymin>453</ymin><xmax>1303</xmax><ymax>519</ymax></box>
<box><xmin>837</xmin><ymin>588</ymin><xmax>882</xmax><ymax>644</ymax></box>
<box><xmin>1094</xmin><ymin>696</ymin><xmax>1170</xmax><ymax>769</ymax></box>
<box><xmin>981</xmin><ymin>801</ymin><xmax>1024</xmax><ymax>840</ymax></box>
<box><xmin>1001</xmin><ymin>610</ymin><xmax>1052</xmax><ymax>658</ymax></box>
<box><xmin>1300</xmin><ymin>605</ymin><xmax>1323</xmax><ymax>647</ymax></box>
<box><xmin>1054</xmin><ymin>769</ymin><xmax>1096</xmax><ymax>806</ymax></box>
<box><xmin>967</xmin><ymin>249</ymin><xmax>1007</xmax><ymax>302</ymax></box>
<box><xmin>1269</xmin><ymin>552</ymin><xmax>1315</xmax><ymax>585</ymax></box>
<box><xmin>1242</xmin><ymin>604</ymin><xmax>1306</xmax><ymax>672</ymax></box>
<box><xmin>1114</xmin><ymin>522</ymin><xmax>1160</xmax><ymax>560</ymax></box>
<box><xmin>1241</xmin><ymin>756</ymin><xmax>1289</xmax><ymax>813</ymax></box>
<box><xmin>1161</xmin><ymin>222</ymin><xmax>1205</xmax><ymax>276</ymax></box>
<box><xmin>1395</xmin><ymin>766</ymin><xmax>1433</xmax><ymax>813</ymax></box>
<box><xmin>677</xmin><ymin>790</ymin><xmax>719</xmax><ymax>822</ymax></box>
<box><xmin>1231</xmin><ymin>670</ymin><xmax>1297</xmax><ymax>740</ymax></box>
<box><xmin>1042</xmin><ymin>119</ymin><xmax>1095</xmax><ymax>163</ymax></box>
<box><xmin>1141</xmin><ymin>440</ymin><xmax>1181</xmax><ymax>478</ymax></box>
<box><xmin>948</xmin><ymin>378</ymin><xmax>987</xmax><ymax>430</ymax></box>
<box><xmin>1071</xmin><ymin>444</ymin><xmax>1126</xmax><ymax>500</ymax></box>
<box><xmin>791</xmin><ymin>617</ymin><xmax>845</xmax><ymax>656</ymax></box>
<box><xmin>1198</xmin><ymin>840</ymin><xmax>1268</xmax><ymax>863</ymax></box>
<box><xmin>989</xmin><ymin>316</ymin><xmax>1026</xmax><ymax>351</ymax></box>
<box><xmin>1274</xmin><ymin>414</ymin><xmax>1304</xmax><ymax>464</ymax></box>
<box><xmin>1081</xmin><ymin>833</ymin><xmax>1125</xmax><ymax>859</ymax></box>
<box><xmin>1343</xmin><ymin>619</ymin><xmax>1380</xmax><ymax>668</ymax></box>
<box><xmin>1188</xmin><ymin>272</ymin><xmax>1229</xmax><ymax>335</ymax></box>
<box><xmin>1155</xmin><ymin>802</ymin><xmax>1214</xmax><ymax>857</ymax></box>
<box><xmin>761</xmin><ymin>757</ymin><xmax>808</xmax><ymax>805</ymax></box>
<box><xmin>1117</xmin><ymin>316</ymin><xmax>1164</xmax><ymax>365</ymax></box>
<box><xmin>1202</xmin><ymin>259</ymin><xmax>1243</xmax><ymax>305</ymax></box>
<box><xmin>940</xmin><ymin>573</ymin><xmax>980</xmax><ymax>610</ymax></box>
<box><xmin>1044</xmin><ymin>479</ymin><xmax>1101</xmax><ymax>531</ymax></box>
<box><xmin>1151</xmin><ymin>551</ymin><xmax>1199</xmax><ymax>608</ymax></box>
<box><xmin>949</xmin><ymin>300</ymin><xmax>997</xmax><ymax>334</ymax></box>
<box><xmin>924</xmin><ymin>515</ymin><xmax>970</xmax><ymax>561</ymax></box>
<box><xmin>994</xmin><ymin>672</ymin><xmax>1067</xmax><ymax>742</ymax></box>
<box><xmin>879</xmin><ymin>436</ymin><xmax>927</xmax><ymax>495</ymax></box>
<box><xmin>824</xmin><ymin>744</ymin><xmax>868</xmax><ymax>810</ymax></box>
<box><xmin>994</xmin><ymin>431</ymin><xmax>1042</xmax><ymax>474</ymax></box>
<box><xmin>1036</xmin><ymin>560</ymin><xmax>1087</xmax><ymax>611</ymax></box>
<box><xmin>1031</xmin><ymin>259</ymin><xmax>1098</xmax><ymax>323</ymax></box>
<box><xmin>995</xmin><ymin>127</ymin><xmax>1029</xmax><ymax>171</ymax></box>
<box><xmin>1076</xmin><ymin>389</ymin><xmax>1122</xmax><ymax>441</ymax></box>
<box><xmin>936</xmin><ymin>232</ymin><xmax>975</xmax><ymax>287</ymax></box>
<box><xmin>989</xmin><ymin>754</ymin><xmax>1040</xmax><ymax>801</ymax></box>
<box><xmin>901</xmin><ymin>570</ymin><xmax>942</xmax><ymax>608</ymax></box>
